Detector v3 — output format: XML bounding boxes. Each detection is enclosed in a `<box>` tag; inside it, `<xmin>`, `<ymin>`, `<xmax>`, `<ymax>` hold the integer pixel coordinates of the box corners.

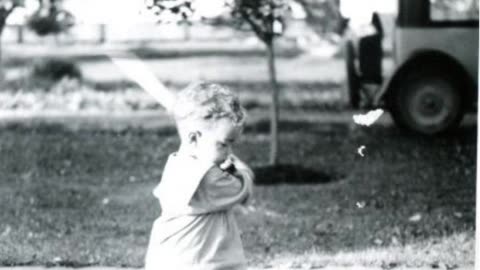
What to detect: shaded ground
<box><xmin>0</xmin><ymin>113</ymin><xmax>475</xmax><ymax>268</ymax></box>
<box><xmin>4</xmin><ymin>55</ymin><xmax>349</xmax><ymax>84</ymax></box>
<box><xmin>2</xmin><ymin>44</ymin><xmax>302</xmax><ymax>69</ymax></box>
<box><xmin>2</xmin><ymin>41</ymin><xmax>299</xmax><ymax>66</ymax></box>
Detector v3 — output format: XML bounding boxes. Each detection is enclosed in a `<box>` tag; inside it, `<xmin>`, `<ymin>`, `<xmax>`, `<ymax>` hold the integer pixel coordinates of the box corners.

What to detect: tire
<box><xmin>389</xmin><ymin>70</ymin><xmax>465</xmax><ymax>135</ymax></box>
<box><xmin>345</xmin><ymin>40</ymin><xmax>361</xmax><ymax>109</ymax></box>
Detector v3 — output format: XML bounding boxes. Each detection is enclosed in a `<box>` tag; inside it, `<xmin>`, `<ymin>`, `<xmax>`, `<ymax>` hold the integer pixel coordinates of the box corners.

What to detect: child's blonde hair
<box><xmin>172</xmin><ymin>82</ymin><xmax>247</xmax><ymax>138</ymax></box>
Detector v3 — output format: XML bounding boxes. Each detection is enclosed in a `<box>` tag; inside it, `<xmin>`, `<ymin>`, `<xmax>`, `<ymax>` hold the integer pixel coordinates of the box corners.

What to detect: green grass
<box><xmin>0</xmin><ymin>118</ymin><xmax>476</xmax><ymax>268</ymax></box>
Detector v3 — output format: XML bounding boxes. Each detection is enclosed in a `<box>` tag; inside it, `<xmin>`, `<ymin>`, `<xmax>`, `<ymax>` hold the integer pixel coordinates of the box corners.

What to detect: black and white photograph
<box><xmin>0</xmin><ymin>0</ymin><xmax>477</xmax><ymax>269</ymax></box>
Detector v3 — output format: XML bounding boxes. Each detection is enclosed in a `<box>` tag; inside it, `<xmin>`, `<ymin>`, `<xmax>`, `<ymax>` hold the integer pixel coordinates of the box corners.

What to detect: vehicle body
<box><xmin>345</xmin><ymin>0</ymin><xmax>478</xmax><ymax>134</ymax></box>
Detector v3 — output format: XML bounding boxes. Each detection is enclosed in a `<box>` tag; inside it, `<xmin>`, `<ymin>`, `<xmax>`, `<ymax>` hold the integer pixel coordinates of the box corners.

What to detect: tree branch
<box><xmin>0</xmin><ymin>2</ymin><xmax>18</xmax><ymax>26</ymax></box>
<box><xmin>239</xmin><ymin>9</ymin><xmax>266</xmax><ymax>42</ymax></box>
<box><xmin>294</xmin><ymin>0</ymin><xmax>344</xmax><ymax>35</ymax></box>
<box><xmin>325</xmin><ymin>0</ymin><xmax>343</xmax><ymax>19</ymax></box>
<box><xmin>6</xmin><ymin>3</ymin><xmax>19</xmax><ymax>17</ymax></box>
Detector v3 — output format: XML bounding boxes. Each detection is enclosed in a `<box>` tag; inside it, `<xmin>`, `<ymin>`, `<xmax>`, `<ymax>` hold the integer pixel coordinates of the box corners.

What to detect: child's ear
<box><xmin>187</xmin><ymin>131</ymin><xmax>202</xmax><ymax>144</ymax></box>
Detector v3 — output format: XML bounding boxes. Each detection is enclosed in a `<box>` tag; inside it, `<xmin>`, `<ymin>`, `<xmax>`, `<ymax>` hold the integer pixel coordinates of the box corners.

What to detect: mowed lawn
<box><xmin>0</xmin><ymin>115</ymin><xmax>476</xmax><ymax>268</ymax></box>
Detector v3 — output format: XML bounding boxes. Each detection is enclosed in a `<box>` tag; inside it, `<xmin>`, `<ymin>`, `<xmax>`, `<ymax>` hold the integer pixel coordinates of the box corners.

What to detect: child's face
<box><xmin>193</xmin><ymin>118</ymin><xmax>241</xmax><ymax>165</ymax></box>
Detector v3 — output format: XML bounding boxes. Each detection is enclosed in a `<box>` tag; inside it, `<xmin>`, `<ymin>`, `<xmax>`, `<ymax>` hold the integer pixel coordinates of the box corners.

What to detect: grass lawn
<box><xmin>3</xmin><ymin>43</ymin><xmax>342</xmax><ymax>84</ymax></box>
<box><xmin>0</xmin><ymin>116</ymin><xmax>476</xmax><ymax>268</ymax></box>
<box><xmin>5</xmin><ymin>56</ymin><xmax>350</xmax><ymax>85</ymax></box>
<box><xmin>0</xmin><ymin>81</ymin><xmax>345</xmax><ymax>113</ymax></box>
<box><xmin>2</xmin><ymin>41</ymin><xmax>302</xmax><ymax>69</ymax></box>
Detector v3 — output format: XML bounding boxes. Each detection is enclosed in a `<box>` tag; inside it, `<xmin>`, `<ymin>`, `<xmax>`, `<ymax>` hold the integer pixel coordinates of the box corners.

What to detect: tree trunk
<box><xmin>266</xmin><ymin>40</ymin><xmax>279</xmax><ymax>166</ymax></box>
<box><xmin>98</xmin><ymin>24</ymin><xmax>106</xmax><ymax>44</ymax></box>
<box><xmin>0</xmin><ymin>21</ymin><xmax>6</xmax><ymax>84</ymax></box>
<box><xmin>0</xmin><ymin>35</ymin><xmax>4</xmax><ymax>84</ymax></box>
<box><xmin>183</xmin><ymin>21</ymin><xmax>191</xmax><ymax>41</ymax></box>
<box><xmin>17</xmin><ymin>25</ymin><xmax>24</xmax><ymax>44</ymax></box>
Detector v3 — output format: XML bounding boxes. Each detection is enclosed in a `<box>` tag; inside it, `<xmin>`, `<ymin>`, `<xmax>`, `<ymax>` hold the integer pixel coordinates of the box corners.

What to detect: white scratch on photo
<box><xmin>408</xmin><ymin>213</ymin><xmax>422</xmax><ymax>223</ymax></box>
<box><xmin>357</xmin><ymin>145</ymin><xmax>366</xmax><ymax>157</ymax></box>
<box><xmin>353</xmin><ymin>109</ymin><xmax>384</xmax><ymax>126</ymax></box>
<box><xmin>102</xmin><ymin>198</ymin><xmax>110</xmax><ymax>205</ymax></box>
<box><xmin>356</xmin><ymin>201</ymin><xmax>366</xmax><ymax>208</ymax></box>
<box><xmin>109</xmin><ymin>52</ymin><xmax>175</xmax><ymax>111</ymax></box>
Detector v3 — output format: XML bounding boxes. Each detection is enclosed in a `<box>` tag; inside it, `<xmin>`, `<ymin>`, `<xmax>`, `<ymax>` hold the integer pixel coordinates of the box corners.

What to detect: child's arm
<box><xmin>228</xmin><ymin>154</ymin><xmax>254</xmax><ymax>204</ymax></box>
<box><xmin>190</xmin><ymin>161</ymin><xmax>253</xmax><ymax>213</ymax></box>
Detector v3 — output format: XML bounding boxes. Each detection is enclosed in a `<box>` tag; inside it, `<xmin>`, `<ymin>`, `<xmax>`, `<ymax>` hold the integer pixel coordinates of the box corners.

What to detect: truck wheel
<box><xmin>389</xmin><ymin>70</ymin><xmax>465</xmax><ymax>135</ymax></box>
<box><xmin>345</xmin><ymin>40</ymin><xmax>361</xmax><ymax>109</ymax></box>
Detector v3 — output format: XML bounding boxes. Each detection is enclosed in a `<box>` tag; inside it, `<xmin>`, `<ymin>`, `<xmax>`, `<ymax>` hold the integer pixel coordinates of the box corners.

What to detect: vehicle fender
<box><xmin>373</xmin><ymin>50</ymin><xmax>476</xmax><ymax>107</ymax></box>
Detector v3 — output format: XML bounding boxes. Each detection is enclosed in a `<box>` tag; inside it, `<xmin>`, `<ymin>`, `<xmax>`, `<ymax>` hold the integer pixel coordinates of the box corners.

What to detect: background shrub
<box><xmin>31</xmin><ymin>57</ymin><xmax>82</xmax><ymax>83</ymax></box>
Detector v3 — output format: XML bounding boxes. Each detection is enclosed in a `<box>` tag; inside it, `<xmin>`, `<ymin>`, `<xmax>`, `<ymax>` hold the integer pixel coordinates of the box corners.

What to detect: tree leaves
<box><xmin>27</xmin><ymin>2</ymin><xmax>75</xmax><ymax>36</ymax></box>
<box><xmin>231</xmin><ymin>0</ymin><xmax>288</xmax><ymax>43</ymax></box>
<box><xmin>146</xmin><ymin>0</ymin><xmax>289</xmax><ymax>43</ymax></box>
<box><xmin>146</xmin><ymin>0</ymin><xmax>194</xmax><ymax>24</ymax></box>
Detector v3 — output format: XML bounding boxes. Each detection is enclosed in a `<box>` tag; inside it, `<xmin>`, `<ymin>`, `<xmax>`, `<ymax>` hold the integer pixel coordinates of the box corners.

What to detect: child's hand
<box><xmin>230</xmin><ymin>154</ymin><xmax>254</xmax><ymax>181</ymax></box>
<box><xmin>219</xmin><ymin>156</ymin><xmax>235</xmax><ymax>171</ymax></box>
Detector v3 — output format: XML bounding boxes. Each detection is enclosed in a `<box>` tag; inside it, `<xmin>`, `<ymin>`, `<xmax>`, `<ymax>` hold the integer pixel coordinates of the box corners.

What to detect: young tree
<box><xmin>0</xmin><ymin>0</ymin><xmax>24</xmax><ymax>80</ymax></box>
<box><xmin>146</xmin><ymin>0</ymin><xmax>288</xmax><ymax>165</ymax></box>
<box><xmin>231</xmin><ymin>0</ymin><xmax>288</xmax><ymax>166</ymax></box>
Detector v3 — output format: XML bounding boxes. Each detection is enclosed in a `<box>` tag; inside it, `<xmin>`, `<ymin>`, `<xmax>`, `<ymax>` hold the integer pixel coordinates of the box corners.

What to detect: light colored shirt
<box><xmin>145</xmin><ymin>152</ymin><xmax>252</xmax><ymax>270</ymax></box>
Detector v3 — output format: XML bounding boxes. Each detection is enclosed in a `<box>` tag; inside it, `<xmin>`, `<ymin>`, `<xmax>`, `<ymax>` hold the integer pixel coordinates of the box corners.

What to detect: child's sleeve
<box><xmin>153</xmin><ymin>155</ymin><xmax>214</xmax><ymax>216</ymax></box>
<box><xmin>189</xmin><ymin>166</ymin><xmax>252</xmax><ymax>213</ymax></box>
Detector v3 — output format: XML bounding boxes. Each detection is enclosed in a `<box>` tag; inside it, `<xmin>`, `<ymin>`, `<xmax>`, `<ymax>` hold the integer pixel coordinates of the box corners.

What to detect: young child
<box><xmin>145</xmin><ymin>82</ymin><xmax>254</xmax><ymax>270</ymax></box>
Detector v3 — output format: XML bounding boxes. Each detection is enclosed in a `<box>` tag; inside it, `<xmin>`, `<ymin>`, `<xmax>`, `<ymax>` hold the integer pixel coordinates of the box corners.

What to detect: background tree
<box><xmin>295</xmin><ymin>0</ymin><xmax>348</xmax><ymax>37</ymax></box>
<box><xmin>146</xmin><ymin>0</ymin><xmax>289</xmax><ymax>166</ymax></box>
<box><xmin>27</xmin><ymin>0</ymin><xmax>74</xmax><ymax>37</ymax></box>
<box><xmin>0</xmin><ymin>0</ymin><xmax>74</xmax><ymax>81</ymax></box>
<box><xmin>0</xmin><ymin>0</ymin><xmax>24</xmax><ymax>80</ymax></box>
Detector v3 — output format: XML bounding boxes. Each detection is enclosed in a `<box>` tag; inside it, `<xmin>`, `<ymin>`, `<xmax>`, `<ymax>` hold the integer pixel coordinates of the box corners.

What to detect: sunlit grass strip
<box><xmin>268</xmin><ymin>231</ymin><xmax>474</xmax><ymax>268</ymax></box>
